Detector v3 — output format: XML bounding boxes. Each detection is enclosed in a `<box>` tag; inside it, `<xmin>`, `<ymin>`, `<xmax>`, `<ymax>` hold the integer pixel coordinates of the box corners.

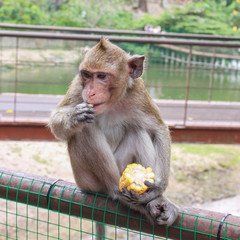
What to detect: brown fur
<box><xmin>49</xmin><ymin>39</ymin><xmax>179</xmax><ymax>239</ymax></box>
<box><xmin>81</xmin><ymin>38</ymin><xmax>128</xmax><ymax>74</ymax></box>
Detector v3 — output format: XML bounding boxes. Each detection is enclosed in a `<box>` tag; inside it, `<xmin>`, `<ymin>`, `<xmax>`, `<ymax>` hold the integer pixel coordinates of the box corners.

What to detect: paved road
<box><xmin>198</xmin><ymin>195</ymin><xmax>240</xmax><ymax>217</ymax></box>
<box><xmin>0</xmin><ymin>93</ymin><xmax>240</xmax><ymax>127</ymax></box>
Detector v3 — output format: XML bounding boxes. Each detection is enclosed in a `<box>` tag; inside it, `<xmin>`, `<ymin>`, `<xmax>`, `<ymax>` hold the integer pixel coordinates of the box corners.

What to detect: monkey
<box><xmin>49</xmin><ymin>38</ymin><xmax>178</xmax><ymax>237</ymax></box>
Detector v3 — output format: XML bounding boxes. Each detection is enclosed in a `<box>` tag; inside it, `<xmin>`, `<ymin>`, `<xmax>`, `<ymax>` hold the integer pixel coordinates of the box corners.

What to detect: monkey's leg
<box><xmin>69</xmin><ymin>127</ymin><xmax>122</xmax><ymax>239</ymax></box>
<box><xmin>146</xmin><ymin>195</ymin><xmax>179</xmax><ymax>226</ymax></box>
<box><xmin>95</xmin><ymin>222</ymin><xmax>105</xmax><ymax>240</ymax></box>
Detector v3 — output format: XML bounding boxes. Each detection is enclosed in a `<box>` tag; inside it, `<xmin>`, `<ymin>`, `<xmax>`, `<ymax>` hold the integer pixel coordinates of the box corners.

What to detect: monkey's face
<box><xmin>79</xmin><ymin>38</ymin><xmax>145</xmax><ymax>115</ymax></box>
<box><xmin>81</xmin><ymin>70</ymin><xmax>112</xmax><ymax>114</ymax></box>
<box><xmin>79</xmin><ymin>38</ymin><xmax>129</xmax><ymax>115</ymax></box>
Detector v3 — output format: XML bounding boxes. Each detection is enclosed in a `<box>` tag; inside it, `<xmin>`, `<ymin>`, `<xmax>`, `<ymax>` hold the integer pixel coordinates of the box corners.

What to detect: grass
<box><xmin>168</xmin><ymin>144</ymin><xmax>240</xmax><ymax>205</ymax></box>
<box><xmin>172</xmin><ymin>144</ymin><xmax>240</xmax><ymax>169</ymax></box>
<box><xmin>9</xmin><ymin>144</ymin><xmax>22</xmax><ymax>157</ymax></box>
<box><xmin>32</xmin><ymin>154</ymin><xmax>47</xmax><ymax>164</ymax></box>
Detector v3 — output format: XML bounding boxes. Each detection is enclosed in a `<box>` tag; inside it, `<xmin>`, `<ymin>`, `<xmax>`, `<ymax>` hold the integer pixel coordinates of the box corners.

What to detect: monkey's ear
<box><xmin>83</xmin><ymin>46</ymin><xmax>90</xmax><ymax>55</ymax></box>
<box><xmin>127</xmin><ymin>55</ymin><xmax>145</xmax><ymax>79</ymax></box>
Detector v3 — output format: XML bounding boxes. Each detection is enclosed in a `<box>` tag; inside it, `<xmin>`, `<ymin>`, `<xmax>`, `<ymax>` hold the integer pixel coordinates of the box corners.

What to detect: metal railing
<box><xmin>0</xmin><ymin>29</ymin><xmax>239</xmax><ymax>139</ymax></box>
<box><xmin>1</xmin><ymin>30</ymin><xmax>240</xmax><ymax>46</ymax></box>
<box><xmin>1</xmin><ymin>23</ymin><xmax>240</xmax><ymax>41</ymax></box>
<box><xmin>1</xmin><ymin>168</ymin><xmax>240</xmax><ymax>240</ymax></box>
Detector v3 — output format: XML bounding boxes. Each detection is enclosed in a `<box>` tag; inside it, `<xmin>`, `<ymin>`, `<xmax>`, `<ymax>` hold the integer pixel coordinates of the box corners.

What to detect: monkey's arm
<box><xmin>116</xmin><ymin>123</ymin><xmax>178</xmax><ymax>226</ymax></box>
<box><xmin>49</xmin><ymin>102</ymin><xmax>94</xmax><ymax>141</ymax></box>
<box><xmin>116</xmin><ymin>122</ymin><xmax>171</xmax><ymax>204</ymax></box>
<box><xmin>143</xmin><ymin>124</ymin><xmax>171</xmax><ymax>199</ymax></box>
<box><xmin>144</xmin><ymin>129</ymin><xmax>179</xmax><ymax>227</ymax></box>
<box><xmin>49</xmin><ymin>76</ymin><xmax>95</xmax><ymax>141</ymax></box>
<box><xmin>69</xmin><ymin>126</ymin><xmax>121</xmax><ymax>197</ymax></box>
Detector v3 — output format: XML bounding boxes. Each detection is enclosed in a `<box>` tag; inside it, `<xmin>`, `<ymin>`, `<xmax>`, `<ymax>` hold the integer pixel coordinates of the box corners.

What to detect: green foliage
<box><xmin>0</xmin><ymin>0</ymin><xmax>239</xmax><ymax>35</ymax></box>
<box><xmin>102</xmin><ymin>9</ymin><xmax>134</xmax><ymax>29</ymax></box>
<box><xmin>49</xmin><ymin>0</ymin><xmax>84</xmax><ymax>27</ymax></box>
<box><xmin>49</xmin><ymin>0</ymin><xmax>133</xmax><ymax>29</ymax></box>
<box><xmin>117</xmin><ymin>42</ymin><xmax>148</xmax><ymax>55</ymax></box>
<box><xmin>0</xmin><ymin>0</ymin><xmax>48</xmax><ymax>25</ymax></box>
<box><xmin>134</xmin><ymin>14</ymin><xmax>160</xmax><ymax>30</ymax></box>
<box><xmin>158</xmin><ymin>0</ymin><xmax>238</xmax><ymax>35</ymax></box>
<box><xmin>228</xmin><ymin>0</ymin><xmax>240</xmax><ymax>29</ymax></box>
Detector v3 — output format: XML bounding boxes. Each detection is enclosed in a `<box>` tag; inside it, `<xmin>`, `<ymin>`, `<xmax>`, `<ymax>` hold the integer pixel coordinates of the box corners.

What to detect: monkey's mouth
<box><xmin>90</xmin><ymin>102</ymin><xmax>105</xmax><ymax>109</ymax></box>
<box><xmin>91</xmin><ymin>102</ymin><xmax>105</xmax><ymax>108</ymax></box>
<box><xmin>93</xmin><ymin>103</ymin><xmax>103</xmax><ymax>107</ymax></box>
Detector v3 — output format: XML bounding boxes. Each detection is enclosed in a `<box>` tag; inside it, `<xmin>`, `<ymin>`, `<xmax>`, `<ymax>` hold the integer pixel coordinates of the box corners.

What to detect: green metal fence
<box><xmin>0</xmin><ymin>168</ymin><xmax>240</xmax><ymax>240</ymax></box>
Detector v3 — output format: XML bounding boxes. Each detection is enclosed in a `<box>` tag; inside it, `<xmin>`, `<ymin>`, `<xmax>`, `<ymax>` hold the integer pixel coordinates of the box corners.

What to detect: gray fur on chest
<box><xmin>97</xmin><ymin>118</ymin><xmax>126</xmax><ymax>153</ymax></box>
<box><xmin>104</xmin><ymin>125</ymin><xmax>126</xmax><ymax>152</ymax></box>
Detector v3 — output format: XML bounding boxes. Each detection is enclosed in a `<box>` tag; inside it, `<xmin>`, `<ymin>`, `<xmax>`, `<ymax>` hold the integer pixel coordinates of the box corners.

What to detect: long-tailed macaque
<box><xmin>49</xmin><ymin>38</ymin><xmax>178</xmax><ymax>235</ymax></box>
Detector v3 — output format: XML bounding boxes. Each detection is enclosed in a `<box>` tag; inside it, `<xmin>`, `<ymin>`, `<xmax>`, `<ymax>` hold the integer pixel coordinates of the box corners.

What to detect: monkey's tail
<box><xmin>96</xmin><ymin>222</ymin><xmax>105</xmax><ymax>240</ymax></box>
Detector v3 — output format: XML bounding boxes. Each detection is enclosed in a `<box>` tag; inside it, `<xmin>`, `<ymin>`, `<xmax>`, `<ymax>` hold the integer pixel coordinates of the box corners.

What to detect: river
<box><xmin>0</xmin><ymin>64</ymin><xmax>239</xmax><ymax>101</ymax></box>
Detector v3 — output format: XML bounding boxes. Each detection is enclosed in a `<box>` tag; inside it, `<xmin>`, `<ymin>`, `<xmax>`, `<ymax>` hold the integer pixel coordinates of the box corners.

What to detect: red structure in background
<box><xmin>0</xmin><ymin>122</ymin><xmax>239</xmax><ymax>144</ymax></box>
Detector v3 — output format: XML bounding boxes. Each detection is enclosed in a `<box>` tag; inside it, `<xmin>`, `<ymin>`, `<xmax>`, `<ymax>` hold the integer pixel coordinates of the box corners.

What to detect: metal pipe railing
<box><xmin>1</xmin><ymin>23</ymin><xmax>240</xmax><ymax>41</ymax></box>
<box><xmin>0</xmin><ymin>30</ymin><xmax>240</xmax><ymax>47</ymax></box>
<box><xmin>183</xmin><ymin>45</ymin><xmax>192</xmax><ymax>125</ymax></box>
<box><xmin>0</xmin><ymin>168</ymin><xmax>239</xmax><ymax>240</ymax></box>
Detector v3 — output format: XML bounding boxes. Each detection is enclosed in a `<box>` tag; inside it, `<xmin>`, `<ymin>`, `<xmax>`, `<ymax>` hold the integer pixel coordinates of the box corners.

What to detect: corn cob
<box><xmin>119</xmin><ymin>163</ymin><xmax>155</xmax><ymax>195</ymax></box>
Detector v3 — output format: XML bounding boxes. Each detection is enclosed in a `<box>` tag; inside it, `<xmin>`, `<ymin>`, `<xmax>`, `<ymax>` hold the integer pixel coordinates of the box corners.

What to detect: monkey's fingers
<box><xmin>86</xmin><ymin>118</ymin><xmax>94</xmax><ymax>123</ymax></box>
<box><xmin>121</xmin><ymin>188</ymin><xmax>145</xmax><ymax>205</ymax></box>
<box><xmin>121</xmin><ymin>187</ymin><xmax>143</xmax><ymax>205</ymax></box>
<box><xmin>76</xmin><ymin>112</ymin><xmax>94</xmax><ymax>123</ymax></box>
<box><xmin>129</xmin><ymin>189</ymin><xmax>141</xmax><ymax>198</ymax></box>
<box><xmin>129</xmin><ymin>189</ymin><xmax>157</xmax><ymax>204</ymax></box>
<box><xmin>121</xmin><ymin>187</ymin><xmax>132</xmax><ymax>201</ymax></box>
<box><xmin>129</xmin><ymin>189</ymin><xmax>148</xmax><ymax>203</ymax></box>
<box><xmin>144</xmin><ymin>180</ymin><xmax>157</xmax><ymax>189</ymax></box>
<box><xmin>75</xmin><ymin>105</ymin><xmax>95</xmax><ymax>115</ymax></box>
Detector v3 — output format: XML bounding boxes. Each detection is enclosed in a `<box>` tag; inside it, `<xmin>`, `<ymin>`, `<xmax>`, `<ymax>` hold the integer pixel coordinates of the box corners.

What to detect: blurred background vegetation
<box><xmin>0</xmin><ymin>0</ymin><xmax>240</xmax><ymax>35</ymax></box>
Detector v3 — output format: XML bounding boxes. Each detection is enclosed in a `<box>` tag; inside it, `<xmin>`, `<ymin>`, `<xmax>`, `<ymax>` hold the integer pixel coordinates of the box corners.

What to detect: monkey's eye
<box><xmin>81</xmin><ymin>70</ymin><xmax>92</xmax><ymax>79</ymax></box>
<box><xmin>97</xmin><ymin>73</ymin><xmax>107</xmax><ymax>80</ymax></box>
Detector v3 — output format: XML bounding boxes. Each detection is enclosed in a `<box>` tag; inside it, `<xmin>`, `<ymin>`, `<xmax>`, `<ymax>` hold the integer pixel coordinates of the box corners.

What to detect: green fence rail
<box><xmin>0</xmin><ymin>168</ymin><xmax>240</xmax><ymax>240</ymax></box>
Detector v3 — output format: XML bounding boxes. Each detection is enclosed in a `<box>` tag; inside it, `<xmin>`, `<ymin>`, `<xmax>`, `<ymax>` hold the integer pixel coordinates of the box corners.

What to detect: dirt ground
<box><xmin>2</xmin><ymin>48</ymin><xmax>83</xmax><ymax>67</ymax></box>
<box><xmin>0</xmin><ymin>141</ymin><xmax>240</xmax><ymax>239</ymax></box>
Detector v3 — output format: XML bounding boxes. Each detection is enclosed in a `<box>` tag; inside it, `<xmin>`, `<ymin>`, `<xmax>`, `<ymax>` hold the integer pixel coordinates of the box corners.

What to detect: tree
<box><xmin>138</xmin><ymin>0</ymin><xmax>148</xmax><ymax>12</ymax></box>
<box><xmin>226</xmin><ymin>0</ymin><xmax>234</xmax><ymax>6</ymax></box>
<box><xmin>160</xmin><ymin>0</ymin><xmax>164</xmax><ymax>8</ymax></box>
<box><xmin>158</xmin><ymin>0</ymin><xmax>237</xmax><ymax>35</ymax></box>
<box><xmin>0</xmin><ymin>0</ymin><xmax>48</xmax><ymax>25</ymax></box>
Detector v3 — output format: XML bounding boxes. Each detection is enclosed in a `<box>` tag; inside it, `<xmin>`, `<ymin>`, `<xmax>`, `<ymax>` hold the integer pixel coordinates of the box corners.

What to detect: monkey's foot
<box><xmin>146</xmin><ymin>196</ymin><xmax>179</xmax><ymax>226</ymax></box>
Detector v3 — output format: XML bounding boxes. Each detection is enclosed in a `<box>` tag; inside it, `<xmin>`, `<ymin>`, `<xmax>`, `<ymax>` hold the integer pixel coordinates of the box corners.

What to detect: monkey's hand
<box><xmin>70</xmin><ymin>102</ymin><xmax>95</xmax><ymax>127</ymax></box>
<box><xmin>117</xmin><ymin>190</ymin><xmax>178</xmax><ymax>226</ymax></box>
<box><xmin>146</xmin><ymin>195</ymin><xmax>179</xmax><ymax>226</ymax></box>
<box><xmin>120</xmin><ymin>179</ymin><xmax>164</xmax><ymax>205</ymax></box>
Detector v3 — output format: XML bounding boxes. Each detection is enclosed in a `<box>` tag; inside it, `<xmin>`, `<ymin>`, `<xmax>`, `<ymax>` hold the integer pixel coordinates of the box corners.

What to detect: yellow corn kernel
<box><xmin>119</xmin><ymin>163</ymin><xmax>155</xmax><ymax>195</ymax></box>
<box><xmin>88</xmin><ymin>104</ymin><xmax>93</xmax><ymax>107</ymax></box>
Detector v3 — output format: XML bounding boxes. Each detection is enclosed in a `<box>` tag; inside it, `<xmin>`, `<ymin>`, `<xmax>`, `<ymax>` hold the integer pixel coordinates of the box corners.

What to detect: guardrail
<box><xmin>1</xmin><ymin>30</ymin><xmax>240</xmax><ymax>46</ymax></box>
<box><xmin>1</xmin><ymin>168</ymin><xmax>240</xmax><ymax>240</ymax></box>
<box><xmin>1</xmin><ymin>23</ymin><xmax>240</xmax><ymax>41</ymax></box>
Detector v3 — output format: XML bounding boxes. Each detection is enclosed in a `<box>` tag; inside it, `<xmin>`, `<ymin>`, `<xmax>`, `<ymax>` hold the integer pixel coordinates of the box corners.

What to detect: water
<box><xmin>0</xmin><ymin>64</ymin><xmax>239</xmax><ymax>101</ymax></box>
<box><xmin>0</xmin><ymin>65</ymin><xmax>77</xmax><ymax>95</ymax></box>
<box><xmin>145</xmin><ymin>65</ymin><xmax>240</xmax><ymax>101</ymax></box>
